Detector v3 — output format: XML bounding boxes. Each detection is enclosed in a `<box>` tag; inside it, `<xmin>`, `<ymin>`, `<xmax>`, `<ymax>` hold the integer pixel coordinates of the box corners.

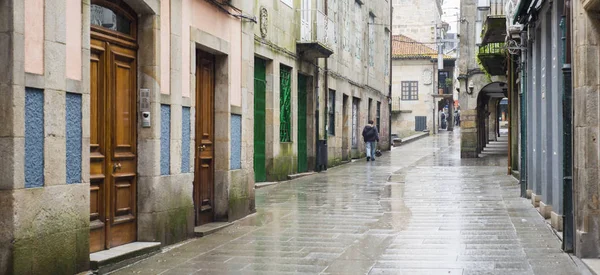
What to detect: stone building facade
<box><xmin>391</xmin><ymin>34</ymin><xmax>455</xmax><ymax>134</ymax></box>
<box><xmin>391</xmin><ymin>0</ymin><xmax>443</xmax><ymax>44</ymax></box>
<box><xmin>0</xmin><ymin>0</ymin><xmax>392</xmax><ymax>273</ymax></box>
<box><xmin>457</xmin><ymin>0</ymin><xmax>508</xmax><ymax>158</ymax></box>
<box><xmin>0</xmin><ymin>0</ymin><xmax>256</xmax><ymax>273</ymax></box>
<box><xmin>571</xmin><ymin>0</ymin><xmax>600</xmax><ymax>258</ymax></box>
<box><xmin>252</xmin><ymin>0</ymin><xmax>392</xmax><ymax>182</ymax></box>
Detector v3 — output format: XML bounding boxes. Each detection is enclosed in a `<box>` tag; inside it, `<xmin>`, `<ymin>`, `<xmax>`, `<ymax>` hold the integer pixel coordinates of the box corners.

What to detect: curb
<box><xmin>394</xmin><ymin>132</ymin><xmax>429</xmax><ymax>147</ymax></box>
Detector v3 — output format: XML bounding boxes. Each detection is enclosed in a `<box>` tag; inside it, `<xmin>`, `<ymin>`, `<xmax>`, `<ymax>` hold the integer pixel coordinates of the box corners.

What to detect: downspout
<box><xmin>315</xmin><ymin>61</ymin><xmax>320</xmax><ymax>172</ymax></box>
<box><xmin>508</xmin><ymin>55</ymin><xmax>512</xmax><ymax>175</ymax></box>
<box><xmin>388</xmin><ymin>5</ymin><xmax>393</xmax><ymax>150</ymax></box>
<box><xmin>561</xmin><ymin>0</ymin><xmax>573</xmax><ymax>253</ymax></box>
<box><xmin>324</xmin><ymin>58</ymin><xmax>329</xmax><ymax>170</ymax></box>
<box><xmin>433</xmin><ymin>61</ymin><xmax>437</xmax><ymax>134</ymax></box>
<box><xmin>520</xmin><ymin>30</ymin><xmax>528</xmax><ymax>198</ymax></box>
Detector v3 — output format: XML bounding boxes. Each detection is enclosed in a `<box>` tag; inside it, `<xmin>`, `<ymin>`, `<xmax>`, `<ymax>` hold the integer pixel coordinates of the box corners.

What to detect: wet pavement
<box><xmin>112</xmin><ymin>130</ymin><xmax>582</xmax><ymax>275</ymax></box>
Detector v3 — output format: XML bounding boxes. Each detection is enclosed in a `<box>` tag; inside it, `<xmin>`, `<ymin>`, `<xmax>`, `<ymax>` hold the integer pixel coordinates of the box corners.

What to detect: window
<box><xmin>91</xmin><ymin>4</ymin><xmax>133</xmax><ymax>35</ymax></box>
<box><xmin>328</xmin><ymin>90</ymin><xmax>336</xmax><ymax>136</ymax></box>
<box><xmin>384</xmin><ymin>29</ymin><xmax>390</xmax><ymax>76</ymax></box>
<box><xmin>368</xmin><ymin>14</ymin><xmax>375</xmax><ymax>67</ymax></box>
<box><xmin>376</xmin><ymin>101</ymin><xmax>381</xmax><ymax>132</ymax></box>
<box><xmin>280</xmin><ymin>66</ymin><xmax>292</xmax><ymax>142</ymax></box>
<box><xmin>401</xmin><ymin>81</ymin><xmax>418</xmax><ymax>100</ymax></box>
<box><xmin>438</xmin><ymin>71</ymin><xmax>450</xmax><ymax>94</ymax></box>
<box><xmin>355</xmin><ymin>2</ymin><xmax>362</xmax><ymax>60</ymax></box>
<box><xmin>368</xmin><ymin>98</ymin><xmax>372</xmax><ymax>122</ymax></box>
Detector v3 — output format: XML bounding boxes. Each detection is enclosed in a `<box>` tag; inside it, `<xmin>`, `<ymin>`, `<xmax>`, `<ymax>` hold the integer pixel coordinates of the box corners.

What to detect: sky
<box><xmin>442</xmin><ymin>0</ymin><xmax>461</xmax><ymax>33</ymax></box>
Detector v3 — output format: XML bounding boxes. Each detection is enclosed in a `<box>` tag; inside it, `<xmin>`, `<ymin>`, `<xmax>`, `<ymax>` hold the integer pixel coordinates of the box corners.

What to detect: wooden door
<box><xmin>297</xmin><ymin>74</ymin><xmax>308</xmax><ymax>173</ymax></box>
<box><xmin>254</xmin><ymin>58</ymin><xmax>267</xmax><ymax>182</ymax></box>
<box><xmin>194</xmin><ymin>50</ymin><xmax>215</xmax><ymax>225</ymax></box>
<box><xmin>90</xmin><ymin>38</ymin><xmax>137</xmax><ymax>253</ymax></box>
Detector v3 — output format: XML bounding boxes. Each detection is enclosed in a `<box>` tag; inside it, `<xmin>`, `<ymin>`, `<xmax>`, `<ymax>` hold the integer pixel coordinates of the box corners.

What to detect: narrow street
<box><xmin>113</xmin><ymin>131</ymin><xmax>581</xmax><ymax>275</ymax></box>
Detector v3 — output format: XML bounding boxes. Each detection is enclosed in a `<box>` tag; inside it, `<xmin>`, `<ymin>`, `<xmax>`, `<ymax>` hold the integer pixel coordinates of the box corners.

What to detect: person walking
<box><xmin>362</xmin><ymin>120</ymin><xmax>379</xmax><ymax>162</ymax></box>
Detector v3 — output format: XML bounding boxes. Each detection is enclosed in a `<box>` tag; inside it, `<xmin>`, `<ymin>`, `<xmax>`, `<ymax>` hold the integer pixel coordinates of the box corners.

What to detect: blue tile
<box><xmin>25</xmin><ymin>88</ymin><xmax>44</xmax><ymax>188</ymax></box>
<box><xmin>230</xmin><ymin>114</ymin><xmax>242</xmax><ymax>170</ymax></box>
<box><xmin>66</xmin><ymin>93</ymin><xmax>82</xmax><ymax>184</ymax></box>
<box><xmin>161</xmin><ymin>105</ymin><xmax>171</xmax><ymax>175</ymax></box>
<box><xmin>181</xmin><ymin>107</ymin><xmax>191</xmax><ymax>173</ymax></box>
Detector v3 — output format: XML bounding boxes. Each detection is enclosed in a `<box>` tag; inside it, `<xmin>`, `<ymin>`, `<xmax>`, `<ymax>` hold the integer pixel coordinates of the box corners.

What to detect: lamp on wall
<box><xmin>468</xmin><ymin>81</ymin><xmax>475</xmax><ymax>94</ymax></box>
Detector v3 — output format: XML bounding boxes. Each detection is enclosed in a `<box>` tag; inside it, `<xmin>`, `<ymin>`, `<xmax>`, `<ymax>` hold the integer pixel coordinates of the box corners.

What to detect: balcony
<box><xmin>477</xmin><ymin>42</ymin><xmax>506</xmax><ymax>76</ymax></box>
<box><xmin>297</xmin><ymin>9</ymin><xmax>335</xmax><ymax>59</ymax></box>
<box><xmin>479</xmin><ymin>0</ymin><xmax>507</xmax><ymax>45</ymax></box>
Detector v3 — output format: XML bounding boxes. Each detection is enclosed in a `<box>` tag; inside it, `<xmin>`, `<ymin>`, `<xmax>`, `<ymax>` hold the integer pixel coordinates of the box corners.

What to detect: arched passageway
<box><xmin>474</xmin><ymin>82</ymin><xmax>508</xmax><ymax>157</ymax></box>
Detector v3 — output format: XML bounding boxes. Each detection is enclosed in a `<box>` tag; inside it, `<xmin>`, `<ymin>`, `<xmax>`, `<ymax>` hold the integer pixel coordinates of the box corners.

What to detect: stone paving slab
<box><xmin>110</xmin><ymin>131</ymin><xmax>584</xmax><ymax>275</ymax></box>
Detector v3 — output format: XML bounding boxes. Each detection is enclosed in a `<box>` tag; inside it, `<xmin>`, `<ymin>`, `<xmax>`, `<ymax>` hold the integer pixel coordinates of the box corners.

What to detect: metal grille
<box><xmin>280</xmin><ymin>67</ymin><xmax>292</xmax><ymax>143</ymax></box>
<box><xmin>415</xmin><ymin>116</ymin><xmax>427</xmax><ymax>132</ymax></box>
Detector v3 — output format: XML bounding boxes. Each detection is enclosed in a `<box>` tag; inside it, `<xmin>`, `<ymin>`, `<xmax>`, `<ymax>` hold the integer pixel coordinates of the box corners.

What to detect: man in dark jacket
<box><xmin>362</xmin><ymin>120</ymin><xmax>379</xmax><ymax>162</ymax></box>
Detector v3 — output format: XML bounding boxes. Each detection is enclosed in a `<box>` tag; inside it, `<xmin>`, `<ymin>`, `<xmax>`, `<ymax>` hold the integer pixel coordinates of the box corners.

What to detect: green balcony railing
<box><xmin>478</xmin><ymin>42</ymin><xmax>505</xmax><ymax>55</ymax></box>
<box><xmin>477</xmin><ymin>42</ymin><xmax>507</xmax><ymax>76</ymax></box>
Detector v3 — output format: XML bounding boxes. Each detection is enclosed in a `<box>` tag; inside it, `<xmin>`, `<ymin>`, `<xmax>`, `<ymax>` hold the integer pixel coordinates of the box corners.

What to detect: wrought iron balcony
<box><xmin>480</xmin><ymin>0</ymin><xmax>507</xmax><ymax>45</ymax></box>
<box><xmin>296</xmin><ymin>9</ymin><xmax>335</xmax><ymax>59</ymax></box>
<box><xmin>477</xmin><ymin>42</ymin><xmax>507</xmax><ymax>76</ymax></box>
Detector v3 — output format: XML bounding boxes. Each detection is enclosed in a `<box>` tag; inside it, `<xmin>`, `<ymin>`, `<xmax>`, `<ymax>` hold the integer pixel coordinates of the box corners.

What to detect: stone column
<box><xmin>572</xmin><ymin>0</ymin><xmax>600</xmax><ymax>258</ymax></box>
<box><xmin>460</xmin><ymin>109</ymin><xmax>478</xmax><ymax>158</ymax></box>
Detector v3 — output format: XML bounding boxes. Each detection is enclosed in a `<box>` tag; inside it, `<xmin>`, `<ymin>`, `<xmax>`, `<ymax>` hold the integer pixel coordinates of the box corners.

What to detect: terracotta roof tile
<box><xmin>392</xmin><ymin>34</ymin><xmax>438</xmax><ymax>59</ymax></box>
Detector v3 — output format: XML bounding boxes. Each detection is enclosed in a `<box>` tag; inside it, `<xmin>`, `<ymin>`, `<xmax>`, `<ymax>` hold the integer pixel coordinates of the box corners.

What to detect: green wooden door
<box><xmin>297</xmin><ymin>74</ymin><xmax>308</xmax><ymax>173</ymax></box>
<box><xmin>254</xmin><ymin>58</ymin><xmax>267</xmax><ymax>182</ymax></box>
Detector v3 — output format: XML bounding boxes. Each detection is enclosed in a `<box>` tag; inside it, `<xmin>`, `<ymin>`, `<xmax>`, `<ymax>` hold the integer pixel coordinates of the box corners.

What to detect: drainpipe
<box><xmin>507</xmin><ymin>56</ymin><xmax>512</xmax><ymax>175</ymax></box>
<box><xmin>520</xmin><ymin>30</ymin><xmax>528</xmax><ymax>199</ymax></box>
<box><xmin>561</xmin><ymin>0</ymin><xmax>574</xmax><ymax>253</ymax></box>
<box><xmin>388</xmin><ymin>5</ymin><xmax>393</xmax><ymax>150</ymax></box>
<box><xmin>315</xmin><ymin>62</ymin><xmax>320</xmax><ymax>172</ymax></box>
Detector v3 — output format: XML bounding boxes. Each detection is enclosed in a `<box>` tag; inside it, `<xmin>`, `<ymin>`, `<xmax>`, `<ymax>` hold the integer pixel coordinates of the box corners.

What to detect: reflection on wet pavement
<box><xmin>112</xmin><ymin>130</ymin><xmax>582</xmax><ymax>275</ymax></box>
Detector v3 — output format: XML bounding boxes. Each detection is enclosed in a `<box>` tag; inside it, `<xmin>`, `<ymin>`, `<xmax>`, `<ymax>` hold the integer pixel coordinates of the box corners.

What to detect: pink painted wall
<box><xmin>190</xmin><ymin>1</ymin><xmax>242</xmax><ymax>107</ymax></box>
<box><xmin>161</xmin><ymin>0</ymin><xmax>170</xmax><ymax>94</ymax></box>
<box><xmin>24</xmin><ymin>0</ymin><xmax>44</xmax><ymax>75</ymax></box>
<box><xmin>66</xmin><ymin>0</ymin><xmax>81</xmax><ymax>80</ymax></box>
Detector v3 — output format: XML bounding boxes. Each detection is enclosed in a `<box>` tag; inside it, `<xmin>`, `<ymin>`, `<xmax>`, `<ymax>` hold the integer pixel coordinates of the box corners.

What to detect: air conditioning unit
<box><xmin>478</xmin><ymin>0</ymin><xmax>491</xmax><ymax>10</ymax></box>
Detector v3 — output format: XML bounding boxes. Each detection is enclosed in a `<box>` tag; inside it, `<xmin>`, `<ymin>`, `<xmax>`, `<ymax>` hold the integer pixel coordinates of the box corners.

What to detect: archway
<box><xmin>475</xmin><ymin>81</ymin><xmax>508</xmax><ymax>157</ymax></box>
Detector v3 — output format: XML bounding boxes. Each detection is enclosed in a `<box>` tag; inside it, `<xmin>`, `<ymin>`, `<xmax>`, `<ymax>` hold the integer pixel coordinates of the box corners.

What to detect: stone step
<box><xmin>194</xmin><ymin>222</ymin><xmax>233</xmax><ymax>237</ymax></box>
<box><xmin>255</xmin><ymin>181</ymin><xmax>279</xmax><ymax>189</ymax></box>
<box><xmin>90</xmin><ymin>242</ymin><xmax>161</xmax><ymax>274</ymax></box>
<box><xmin>287</xmin><ymin>172</ymin><xmax>316</xmax><ymax>180</ymax></box>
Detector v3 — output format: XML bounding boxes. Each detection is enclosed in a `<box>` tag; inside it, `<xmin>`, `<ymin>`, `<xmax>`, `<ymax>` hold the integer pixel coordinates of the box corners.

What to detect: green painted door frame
<box><xmin>254</xmin><ymin>58</ymin><xmax>267</xmax><ymax>182</ymax></box>
<box><xmin>298</xmin><ymin>74</ymin><xmax>308</xmax><ymax>173</ymax></box>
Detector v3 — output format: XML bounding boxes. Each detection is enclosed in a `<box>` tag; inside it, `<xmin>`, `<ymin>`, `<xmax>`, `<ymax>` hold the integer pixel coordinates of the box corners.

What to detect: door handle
<box><xmin>113</xmin><ymin>162</ymin><xmax>122</xmax><ymax>172</ymax></box>
<box><xmin>200</xmin><ymin>145</ymin><xmax>206</xmax><ymax>151</ymax></box>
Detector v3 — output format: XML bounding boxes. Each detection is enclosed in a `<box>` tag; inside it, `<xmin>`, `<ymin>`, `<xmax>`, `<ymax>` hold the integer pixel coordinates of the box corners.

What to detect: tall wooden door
<box><xmin>194</xmin><ymin>50</ymin><xmax>215</xmax><ymax>225</ymax></box>
<box><xmin>297</xmin><ymin>75</ymin><xmax>308</xmax><ymax>173</ymax></box>
<box><xmin>90</xmin><ymin>38</ymin><xmax>138</xmax><ymax>253</ymax></box>
<box><xmin>254</xmin><ymin>58</ymin><xmax>267</xmax><ymax>182</ymax></box>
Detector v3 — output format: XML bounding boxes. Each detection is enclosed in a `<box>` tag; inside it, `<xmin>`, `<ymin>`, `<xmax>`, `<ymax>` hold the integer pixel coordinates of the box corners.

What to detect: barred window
<box><xmin>280</xmin><ymin>66</ymin><xmax>292</xmax><ymax>142</ymax></box>
<box><xmin>401</xmin><ymin>81</ymin><xmax>418</xmax><ymax>100</ymax></box>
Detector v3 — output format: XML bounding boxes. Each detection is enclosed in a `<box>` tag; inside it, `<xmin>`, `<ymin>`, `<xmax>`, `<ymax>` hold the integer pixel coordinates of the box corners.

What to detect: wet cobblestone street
<box><xmin>113</xmin><ymin>131</ymin><xmax>583</xmax><ymax>275</ymax></box>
